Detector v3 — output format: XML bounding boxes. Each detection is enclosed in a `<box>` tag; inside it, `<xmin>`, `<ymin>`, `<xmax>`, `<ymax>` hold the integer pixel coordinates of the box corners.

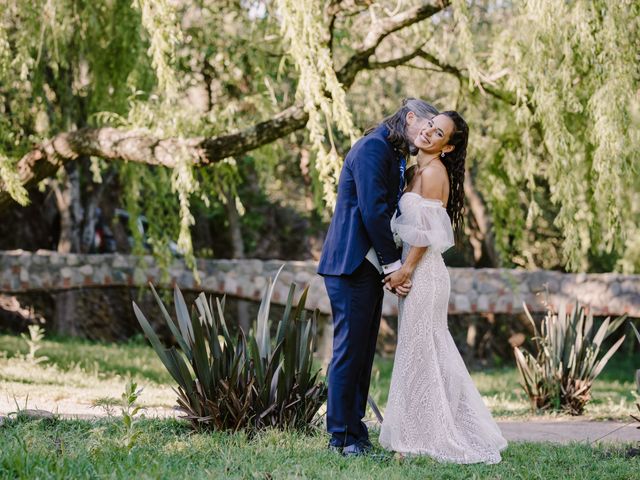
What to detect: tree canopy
<box><xmin>0</xmin><ymin>0</ymin><xmax>638</xmax><ymax>273</ymax></box>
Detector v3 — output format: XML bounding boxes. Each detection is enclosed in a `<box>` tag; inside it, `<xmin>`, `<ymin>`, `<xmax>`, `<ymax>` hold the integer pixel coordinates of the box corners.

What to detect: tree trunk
<box><xmin>80</xmin><ymin>167</ymin><xmax>115</xmax><ymax>253</ymax></box>
<box><xmin>52</xmin><ymin>176</ymin><xmax>73</xmax><ymax>254</ymax></box>
<box><xmin>66</xmin><ymin>163</ymin><xmax>84</xmax><ymax>253</ymax></box>
<box><xmin>53</xmin><ymin>290</ymin><xmax>79</xmax><ymax>337</ymax></box>
<box><xmin>464</xmin><ymin>171</ymin><xmax>500</xmax><ymax>267</ymax></box>
<box><xmin>224</xmin><ymin>187</ymin><xmax>250</xmax><ymax>333</ymax></box>
<box><xmin>225</xmin><ymin>188</ymin><xmax>246</xmax><ymax>260</ymax></box>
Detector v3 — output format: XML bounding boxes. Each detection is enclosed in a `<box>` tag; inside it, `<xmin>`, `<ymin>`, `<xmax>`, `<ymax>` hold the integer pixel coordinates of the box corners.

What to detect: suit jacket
<box><xmin>318</xmin><ymin>125</ymin><xmax>403</xmax><ymax>276</ymax></box>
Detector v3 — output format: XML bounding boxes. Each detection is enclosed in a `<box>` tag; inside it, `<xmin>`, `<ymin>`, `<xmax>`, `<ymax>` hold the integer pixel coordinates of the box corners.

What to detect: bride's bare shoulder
<box><xmin>419</xmin><ymin>163</ymin><xmax>448</xmax><ymax>201</ymax></box>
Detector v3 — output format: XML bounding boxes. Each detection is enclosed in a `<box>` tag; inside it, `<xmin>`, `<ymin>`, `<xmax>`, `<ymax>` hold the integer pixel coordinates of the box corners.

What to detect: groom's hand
<box><xmin>383</xmin><ymin>267</ymin><xmax>412</xmax><ymax>296</ymax></box>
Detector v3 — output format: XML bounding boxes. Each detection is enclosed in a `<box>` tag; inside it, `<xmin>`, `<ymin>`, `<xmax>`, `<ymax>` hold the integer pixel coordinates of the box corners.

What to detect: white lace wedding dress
<box><xmin>379</xmin><ymin>192</ymin><xmax>507</xmax><ymax>464</ymax></box>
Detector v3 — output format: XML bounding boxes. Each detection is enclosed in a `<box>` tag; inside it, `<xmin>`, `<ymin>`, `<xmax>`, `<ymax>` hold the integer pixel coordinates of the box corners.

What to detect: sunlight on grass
<box><xmin>0</xmin><ymin>417</ymin><xmax>637</xmax><ymax>479</ymax></box>
<box><xmin>0</xmin><ymin>334</ymin><xmax>172</xmax><ymax>384</ymax></box>
<box><xmin>0</xmin><ymin>334</ymin><xmax>176</xmax><ymax>417</ymax></box>
<box><xmin>0</xmin><ymin>354</ymin><xmax>177</xmax><ymax>417</ymax></box>
<box><xmin>0</xmin><ymin>333</ymin><xmax>636</xmax><ymax>421</ymax></box>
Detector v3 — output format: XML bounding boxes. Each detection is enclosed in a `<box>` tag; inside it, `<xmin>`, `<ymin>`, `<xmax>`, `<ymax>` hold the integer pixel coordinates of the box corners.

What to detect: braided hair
<box><xmin>440</xmin><ymin>111</ymin><xmax>468</xmax><ymax>238</ymax></box>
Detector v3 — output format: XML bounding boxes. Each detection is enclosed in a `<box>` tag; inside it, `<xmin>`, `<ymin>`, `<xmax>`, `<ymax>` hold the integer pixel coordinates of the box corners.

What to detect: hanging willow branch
<box><xmin>0</xmin><ymin>0</ymin><xmax>451</xmax><ymax>212</ymax></box>
<box><xmin>276</xmin><ymin>0</ymin><xmax>359</xmax><ymax>208</ymax></box>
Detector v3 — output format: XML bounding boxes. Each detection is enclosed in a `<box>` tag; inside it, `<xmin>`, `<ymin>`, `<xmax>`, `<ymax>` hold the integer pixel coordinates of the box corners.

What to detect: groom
<box><xmin>318</xmin><ymin>98</ymin><xmax>439</xmax><ymax>455</ymax></box>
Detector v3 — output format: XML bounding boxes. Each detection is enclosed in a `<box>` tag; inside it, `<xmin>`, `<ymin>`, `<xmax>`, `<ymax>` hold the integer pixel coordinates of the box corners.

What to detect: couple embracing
<box><xmin>318</xmin><ymin>98</ymin><xmax>507</xmax><ymax>463</ymax></box>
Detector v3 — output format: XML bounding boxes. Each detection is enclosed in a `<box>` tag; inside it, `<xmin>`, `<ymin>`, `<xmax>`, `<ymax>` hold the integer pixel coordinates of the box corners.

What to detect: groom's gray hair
<box><xmin>370</xmin><ymin>97</ymin><xmax>439</xmax><ymax>156</ymax></box>
<box><xmin>403</xmin><ymin>97</ymin><xmax>439</xmax><ymax>120</ymax></box>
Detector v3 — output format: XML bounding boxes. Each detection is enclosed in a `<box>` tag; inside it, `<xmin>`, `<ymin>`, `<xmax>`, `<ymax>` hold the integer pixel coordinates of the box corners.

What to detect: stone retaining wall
<box><xmin>1</xmin><ymin>250</ymin><xmax>639</xmax><ymax>317</ymax></box>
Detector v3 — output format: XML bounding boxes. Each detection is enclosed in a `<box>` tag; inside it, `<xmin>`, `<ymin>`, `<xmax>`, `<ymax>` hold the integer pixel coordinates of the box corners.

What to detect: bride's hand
<box><xmin>394</xmin><ymin>280</ymin><xmax>412</xmax><ymax>297</ymax></box>
<box><xmin>383</xmin><ymin>267</ymin><xmax>413</xmax><ymax>291</ymax></box>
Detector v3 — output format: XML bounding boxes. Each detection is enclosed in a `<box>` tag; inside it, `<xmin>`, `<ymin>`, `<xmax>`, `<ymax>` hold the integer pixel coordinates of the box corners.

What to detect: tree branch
<box><xmin>366</xmin><ymin>45</ymin><xmax>519</xmax><ymax>108</ymax></box>
<box><xmin>415</xmin><ymin>50</ymin><xmax>518</xmax><ymax>105</ymax></box>
<box><xmin>0</xmin><ymin>0</ymin><xmax>450</xmax><ymax>211</ymax></box>
<box><xmin>337</xmin><ymin>0</ymin><xmax>450</xmax><ymax>88</ymax></box>
<box><xmin>367</xmin><ymin>42</ymin><xmax>428</xmax><ymax>70</ymax></box>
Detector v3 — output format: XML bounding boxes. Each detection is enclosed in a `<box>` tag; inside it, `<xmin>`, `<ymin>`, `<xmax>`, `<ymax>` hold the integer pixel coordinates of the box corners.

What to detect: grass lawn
<box><xmin>1</xmin><ymin>417</ymin><xmax>638</xmax><ymax>480</ymax></box>
<box><xmin>1</xmin><ymin>333</ymin><xmax>639</xmax><ymax>479</ymax></box>
<box><xmin>0</xmin><ymin>333</ymin><xmax>637</xmax><ymax>420</ymax></box>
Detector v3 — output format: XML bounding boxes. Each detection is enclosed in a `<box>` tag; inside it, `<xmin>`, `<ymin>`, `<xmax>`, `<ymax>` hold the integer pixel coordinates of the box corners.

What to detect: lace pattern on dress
<box><xmin>380</xmin><ymin>193</ymin><xmax>507</xmax><ymax>464</ymax></box>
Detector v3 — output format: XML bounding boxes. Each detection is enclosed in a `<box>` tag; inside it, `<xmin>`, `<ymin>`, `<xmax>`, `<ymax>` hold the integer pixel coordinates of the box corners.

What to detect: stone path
<box><xmin>1</xmin><ymin>408</ymin><xmax>637</xmax><ymax>444</ymax></box>
<box><xmin>362</xmin><ymin>417</ymin><xmax>639</xmax><ymax>444</ymax></box>
<box><xmin>497</xmin><ymin>420</ymin><xmax>638</xmax><ymax>444</ymax></box>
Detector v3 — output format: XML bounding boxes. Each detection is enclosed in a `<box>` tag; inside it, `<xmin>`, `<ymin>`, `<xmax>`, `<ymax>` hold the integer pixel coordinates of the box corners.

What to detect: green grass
<box><xmin>0</xmin><ymin>334</ymin><xmax>172</xmax><ymax>384</ymax></box>
<box><xmin>1</xmin><ymin>333</ymin><xmax>638</xmax><ymax>478</ymax></box>
<box><xmin>1</xmin><ymin>333</ymin><xmax>637</xmax><ymax>420</ymax></box>
<box><xmin>0</xmin><ymin>416</ymin><xmax>638</xmax><ymax>480</ymax></box>
<box><xmin>0</xmin><ymin>334</ymin><xmax>176</xmax><ymax>416</ymax></box>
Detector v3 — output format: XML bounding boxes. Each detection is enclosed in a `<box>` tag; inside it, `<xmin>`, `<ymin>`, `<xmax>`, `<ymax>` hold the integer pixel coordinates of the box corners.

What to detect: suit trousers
<box><xmin>324</xmin><ymin>259</ymin><xmax>384</xmax><ymax>447</ymax></box>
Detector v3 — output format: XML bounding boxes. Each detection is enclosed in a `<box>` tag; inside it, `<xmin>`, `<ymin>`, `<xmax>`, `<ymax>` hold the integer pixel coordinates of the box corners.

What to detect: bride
<box><xmin>379</xmin><ymin>111</ymin><xmax>507</xmax><ymax>464</ymax></box>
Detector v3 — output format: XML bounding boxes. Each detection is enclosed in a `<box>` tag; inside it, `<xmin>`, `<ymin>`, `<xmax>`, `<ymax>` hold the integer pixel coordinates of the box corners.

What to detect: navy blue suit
<box><xmin>318</xmin><ymin>125</ymin><xmax>403</xmax><ymax>447</ymax></box>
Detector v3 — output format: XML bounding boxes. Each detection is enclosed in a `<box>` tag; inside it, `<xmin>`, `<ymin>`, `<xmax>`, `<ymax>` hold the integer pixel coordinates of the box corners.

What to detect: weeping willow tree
<box><xmin>0</xmin><ymin>0</ymin><xmax>450</xmax><ymax>265</ymax></box>
<box><xmin>0</xmin><ymin>0</ymin><xmax>292</xmax><ymax>268</ymax></box>
<box><xmin>485</xmin><ymin>0</ymin><xmax>640</xmax><ymax>272</ymax></box>
<box><xmin>0</xmin><ymin>0</ymin><xmax>638</xmax><ymax>273</ymax></box>
<box><xmin>348</xmin><ymin>0</ymin><xmax>639</xmax><ymax>272</ymax></box>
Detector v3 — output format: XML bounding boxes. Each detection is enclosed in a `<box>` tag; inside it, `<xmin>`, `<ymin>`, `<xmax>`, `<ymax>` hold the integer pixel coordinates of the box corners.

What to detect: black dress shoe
<box><xmin>358</xmin><ymin>438</ymin><xmax>373</xmax><ymax>451</ymax></box>
<box><xmin>341</xmin><ymin>442</ymin><xmax>369</xmax><ymax>457</ymax></box>
<box><xmin>327</xmin><ymin>443</ymin><xmax>343</xmax><ymax>455</ymax></box>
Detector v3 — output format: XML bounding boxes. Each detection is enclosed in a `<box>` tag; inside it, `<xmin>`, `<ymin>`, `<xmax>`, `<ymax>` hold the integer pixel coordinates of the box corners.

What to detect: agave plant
<box><xmin>514</xmin><ymin>302</ymin><xmax>626</xmax><ymax>415</ymax></box>
<box><xmin>631</xmin><ymin>322</ymin><xmax>640</xmax><ymax>436</ymax></box>
<box><xmin>632</xmin><ymin>322</ymin><xmax>640</xmax><ymax>394</ymax></box>
<box><xmin>132</xmin><ymin>266</ymin><xmax>326</xmax><ymax>432</ymax></box>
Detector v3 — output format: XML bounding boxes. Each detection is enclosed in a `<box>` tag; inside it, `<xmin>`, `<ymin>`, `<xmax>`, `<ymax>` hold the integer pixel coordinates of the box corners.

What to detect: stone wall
<box><xmin>2</xmin><ymin>250</ymin><xmax>639</xmax><ymax>317</ymax></box>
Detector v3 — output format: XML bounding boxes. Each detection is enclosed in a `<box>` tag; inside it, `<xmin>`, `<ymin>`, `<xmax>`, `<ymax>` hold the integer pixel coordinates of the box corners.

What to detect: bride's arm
<box><xmin>384</xmin><ymin>167</ymin><xmax>447</xmax><ymax>287</ymax></box>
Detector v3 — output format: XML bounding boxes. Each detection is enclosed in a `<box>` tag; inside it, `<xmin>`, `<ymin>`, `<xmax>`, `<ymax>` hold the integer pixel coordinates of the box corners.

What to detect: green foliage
<box><xmin>132</xmin><ymin>268</ymin><xmax>327</xmax><ymax>432</ymax></box>
<box><xmin>1</xmin><ymin>1</ymin><xmax>638</xmax><ymax>273</ymax></box>
<box><xmin>132</xmin><ymin>0</ymin><xmax>182</xmax><ymax>100</ymax></box>
<box><xmin>486</xmin><ymin>0</ymin><xmax>640</xmax><ymax>271</ymax></box>
<box><xmin>632</xmin><ymin>322</ymin><xmax>640</xmax><ymax>396</ymax></box>
<box><xmin>275</xmin><ymin>0</ymin><xmax>358</xmax><ymax>209</ymax></box>
<box><xmin>109</xmin><ymin>1</ymin><xmax>288</xmax><ymax>268</ymax></box>
<box><xmin>0</xmin><ymin>155</ymin><xmax>28</xmax><ymax>206</ymax></box>
<box><xmin>514</xmin><ymin>302</ymin><xmax>627</xmax><ymax>415</ymax></box>
<box><xmin>631</xmin><ymin>322</ymin><xmax>640</xmax><ymax>348</ymax></box>
<box><xmin>0</xmin><ymin>0</ymin><xmax>151</xmax><ymax>208</ymax></box>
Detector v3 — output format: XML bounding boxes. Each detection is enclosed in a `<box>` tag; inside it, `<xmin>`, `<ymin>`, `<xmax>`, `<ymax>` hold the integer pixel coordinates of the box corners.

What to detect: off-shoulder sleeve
<box><xmin>391</xmin><ymin>200</ymin><xmax>454</xmax><ymax>253</ymax></box>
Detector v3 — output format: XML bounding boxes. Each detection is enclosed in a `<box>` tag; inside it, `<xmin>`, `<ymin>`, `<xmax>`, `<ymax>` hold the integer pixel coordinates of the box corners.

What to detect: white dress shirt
<box><xmin>365</xmin><ymin>246</ymin><xmax>402</xmax><ymax>275</ymax></box>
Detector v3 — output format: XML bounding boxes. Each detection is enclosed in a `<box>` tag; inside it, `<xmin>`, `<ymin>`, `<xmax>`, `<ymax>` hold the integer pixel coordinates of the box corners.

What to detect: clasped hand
<box><xmin>383</xmin><ymin>267</ymin><xmax>413</xmax><ymax>297</ymax></box>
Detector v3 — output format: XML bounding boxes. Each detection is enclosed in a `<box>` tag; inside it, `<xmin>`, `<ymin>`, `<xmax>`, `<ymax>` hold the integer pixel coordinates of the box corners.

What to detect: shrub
<box><xmin>514</xmin><ymin>302</ymin><xmax>626</xmax><ymax>415</ymax></box>
<box><xmin>132</xmin><ymin>267</ymin><xmax>326</xmax><ymax>432</ymax></box>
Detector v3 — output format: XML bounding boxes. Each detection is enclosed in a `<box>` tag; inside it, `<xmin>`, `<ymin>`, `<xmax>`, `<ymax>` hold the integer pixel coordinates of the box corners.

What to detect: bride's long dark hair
<box><xmin>440</xmin><ymin>111</ymin><xmax>469</xmax><ymax>238</ymax></box>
